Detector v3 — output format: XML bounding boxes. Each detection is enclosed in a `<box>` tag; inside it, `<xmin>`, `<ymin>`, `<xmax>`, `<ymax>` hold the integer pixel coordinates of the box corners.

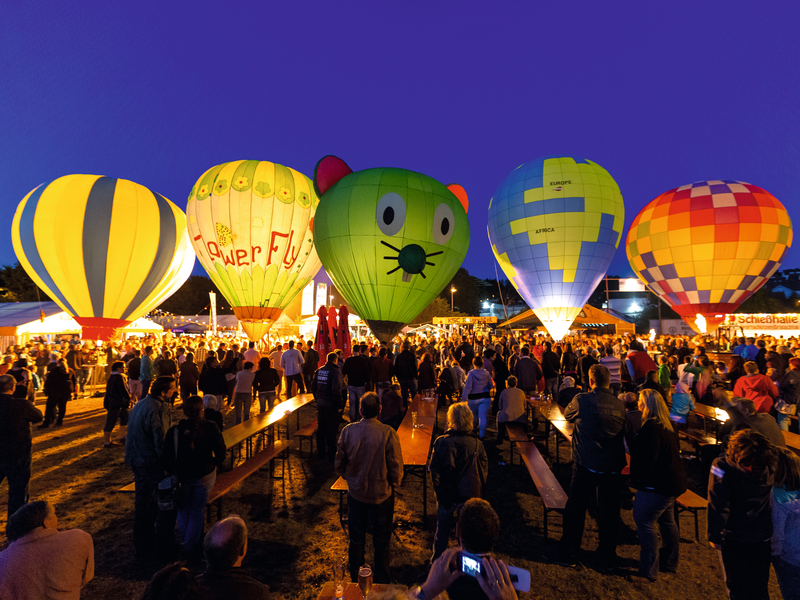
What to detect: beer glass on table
<box><xmin>332</xmin><ymin>557</ymin><xmax>346</xmax><ymax>599</ymax></box>
<box><xmin>411</xmin><ymin>411</ymin><xmax>418</xmax><ymax>428</ymax></box>
<box><xmin>358</xmin><ymin>564</ymin><xmax>373</xmax><ymax>597</ymax></box>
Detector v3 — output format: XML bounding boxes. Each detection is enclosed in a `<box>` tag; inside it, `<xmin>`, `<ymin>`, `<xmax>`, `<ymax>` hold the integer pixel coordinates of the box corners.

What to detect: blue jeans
<box><xmin>632</xmin><ymin>490</ymin><xmax>679</xmax><ymax>579</ymax></box>
<box><xmin>177</xmin><ymin>470</ymin><xmax>216</xmax><ymax>554</ymax></box>
<box><xmin>398</xmin><ymin>379</ymin><xmax>417</xmax><ymax>407</ymax></box>
<box><xmin>777</xmin><ymin>411</ymin><xmax>793</xmax><ymax>432</ymax></box>
<box><xmin>258</xmin><ymin>391</ymin><xmax>276</xmax><ymax>413</ymax></box>
<box><xmin>348</xmin><ymin>492</ymin><xmax>394</xmax><ymax>583</ymax></box>
<box><xmin>233</xmin><ymin>393</ymin><xmax>252</xmax><ymax>425</ymax></box>
<box><xmin>348</xmin><ymin>386</ymin><xmax>366</xmax><ymax>422</ymax></box>
<box><xmin>773</xmin><ymin>554</ymin><xmax>800</xmax><ymax>600</ymax></box>
<box><xmin>0</xmin><ymin>453</ymin><xmax>32</xmax><ymax>519</ymax></box>
<box><xmin>545</xmin><ymin>377</ymin><xmax>559</xmax><ymax>399</ymax></box>
<box><xmin>467</xmin><ymin>397</ymin><xmax>491</xmax><ymax>438</ymax></box>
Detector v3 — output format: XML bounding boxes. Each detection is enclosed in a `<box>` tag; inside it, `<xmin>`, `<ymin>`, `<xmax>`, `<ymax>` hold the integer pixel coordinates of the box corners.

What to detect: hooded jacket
<box><xmin>772</xmin><ymin>487</ymin><xmax>800</xmax><ymax>566</ymax></box>
<box><xmin>708</xmin><ymin>456</ymin><xmax>773</xmax><ymax>545</ymax></box>
<box><xmin>734</xmin><ymin>373</ymin><xmax>778</xmax><ymax>413</ymax></box>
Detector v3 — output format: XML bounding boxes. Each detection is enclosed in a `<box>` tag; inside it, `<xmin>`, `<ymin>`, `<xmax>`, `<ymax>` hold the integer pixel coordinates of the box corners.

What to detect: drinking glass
<box><xmin>358</xmin><ymin>564</ymin><xmax>373</xmax><ymax>597</ymax></box>
<box><xmin>411</xmin><ymin>411</ymin><xmax>418</xmax><ymax>428</ymax></box>
<box><xmin>332</xmin><ymin>557</ymin><xmax>346</xmax><ymax>599</ymax></box>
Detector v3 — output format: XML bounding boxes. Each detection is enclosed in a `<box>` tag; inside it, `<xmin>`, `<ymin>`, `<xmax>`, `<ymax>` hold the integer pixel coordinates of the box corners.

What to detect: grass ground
<box><xmin>0</xmin><ymin>392</ymin><xmax>787</xmax><ymax>599</ymax></box>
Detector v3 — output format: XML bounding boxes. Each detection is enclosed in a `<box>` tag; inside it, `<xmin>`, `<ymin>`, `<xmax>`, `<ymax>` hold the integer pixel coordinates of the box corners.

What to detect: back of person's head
<box><xmin>506</xmin><ymin>375</ymin><xmax>518</xmax><ymax>388</ymax></box>
<box><xmin>111</xmin><ymin>360</ymin><xmax>124</xmax><ymax>373</ymax></box>
<box><xmin>736</xmin><ymin>398</ymin><xmax>758</xmax><ymax>416</ymax></box>
<box><xmin>360</xmin><ymin>392</ymin><xmax>381</xmax><ymax>419</ymax></box>
<box><xmin>243</xmin><ymin>361</ymin><xmax>253</xmax><ymax>371</ymax></box>
<box><xmin>205</xmin><ymin>356</ymin><xmax>217</xmax><ymax>368</ymax></box>
<box><xmin>288</xmin><ymin>340</ymin><xmax>295</xmax><ymax>349</ymax></box>
<box><xmin>403</xmin><ymin>341</ymin><xmax>411</xmax><ymax>350</ymax></box>
<box><xmin>645</xmin><ymin>369</ymin><xmax>658</xmax><ymax>382</ymax></box>
<box><xmin>559</xmin><ymin>376</ymin><xmax>575</xmax><ymax>391</ymax></box>
<box><xmin>726</xmin><ymin>429</ymin><xmax>778</xmax><ymax>473</ymax></box>
<box><xmin>204</xmin><ymin>516</ymin><xmax>248</xmax><ymax>571</ymax></box>
<box><xmin>521</xmin><ymin>346</ymin><xmax>530</xmax><ymax>356</ymax></box>
<box><xmin>744</xmin><ymin>361</ymin><xmax>759</xmax><ymax>375</ymax></box>
<box><xmin>447</xmin><ymin>402</ymin><xmax>473</xmax><ymax>433</ymax></box>
<box><xmin>257</xmin><ymin>356</ymin><xmax>271</xmax><ymax>370</ymax></box>
<box><xmin>545</xmin><ymin>341</ymin><xmax>552</xmax><ymax>351</ymax></box>
<box><xmin>457</xmin><ymin>498</ymin><xmax>500</xmax><ymax>554</ymax></box>
<box><xmin>327</xmin><ymin>352</ymin><xmax>338</xmax><ymax>364</ymax></box>
<box><xmin>140</xmin><ymin>562</ymin><xmax>204</xmax><ymax>600</ymax></box>
<box><xmin>7</xmin><ymin>501</ymin><xmax>50</xmax><ymax>542</ymax></box>
<box><xmin>472</xmin><ymin>357</ymin><xmax>483</xmax><ymax>369</ymax></box>
<box><xmin>639</xmin><ymin>389</ymin><xmax>673</xmax><ymax>431</ymax></box>
<box><xmin>774</xmin><ymin>447</ymin><xmax>800</xmax><ymax>491</ymax></box>
<box><xmin>203</xmin><ymin>394</ymin><xmax>221</xmax><ymax>412</ymax></box>
<box><xmin>248</xmin><ymin>341</ymin><xmax>255</xmax><ymax>349</ymax></box>
<box><xmin>151</xmin><ymin>377</ymin><xmax>175</xmax><ymax>398</ymax></box>
<box><xmin>621</xmin><ymin>391</ymin><xmax>638</xmax><ymax>410</ymax></box>
<box><xmin>182</xmin><ymin>395</ymin><xmax>205</xmax><ymax>420</ymax></box>
<box><xmin>0</xmin><ymin>374</ymin><xmax>15</xmax><ymax>394</ymax></box>
<box><xmin>588</xmin><ymin>364</ymin><xmax>610</xmax><ymax>389</ymax></box>
<box><xmin>683</xmin><ymin>355</ymin><xmax>692</xmax><ymax>364</ymax></box>
<box><xmin>658</xmin><ymin>355</ymin><xmax>668</xmax><ymax>365</ymax></box>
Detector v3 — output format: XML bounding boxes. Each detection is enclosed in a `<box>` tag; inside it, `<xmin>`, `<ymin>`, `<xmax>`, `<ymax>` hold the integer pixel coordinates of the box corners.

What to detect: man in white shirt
<box><xmin>243</xmin><ymin>341</ymin><xmax>260</xmax><ymax>369</ymax></box>
<box><xmin>280</xmin><ymin>340</ymin><xmax>305</xmax><ymax>397</ymax></box>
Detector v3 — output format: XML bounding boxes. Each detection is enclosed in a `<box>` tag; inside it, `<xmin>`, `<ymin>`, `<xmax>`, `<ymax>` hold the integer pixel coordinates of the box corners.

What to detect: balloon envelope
<box><xmin>312</xmin><ymin>156</ymin><xmax>470</xmax><ymax>342</ymax></box>
<box><xmin>488</xmin><ymin>156</ymin><xmax>625</xmax><ymax>340</ymax></box>
<box><xmin>186</xmin><ymin>160</ymin><xmax>323</xmax><ymax>340</ymax></box>
<box><xmin>626</xmin><ymin>180</ymin><xmax>793</xmax><ymax>333</ymax></box>
<box><xmin>11</xmin><ymin>175</ymin><xmax>195</xmax><ymax>340</ymax></box>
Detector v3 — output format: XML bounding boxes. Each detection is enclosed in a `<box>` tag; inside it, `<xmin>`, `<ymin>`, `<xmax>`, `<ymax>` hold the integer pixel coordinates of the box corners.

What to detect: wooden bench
<box><xmin>505</xmin><ymin>422</ymin><xmax>530</xmax><ymax>466</ymax></box>
<box><xmin>331</xmin><ymin>476</ymin><xmax>349</xmax><ymax>531</ymax></box>
<box><xmin>516</xmin><ymin>441</ymin><xmax>568</xmax><ymax>538</ymax></box>
<box><xmin>207</xmin><ymin>440</ymin><xmax>290</xmax><ymax>521</ymax></box>
<box><xmin>676</xmin><ymin>489</ymin><xmax>708</xmax><ymax>542</ymax></box>
<box><xmin>293</xmin><ymin>419</ymin><xmax>318</xmax><ymax>455</ymax></box>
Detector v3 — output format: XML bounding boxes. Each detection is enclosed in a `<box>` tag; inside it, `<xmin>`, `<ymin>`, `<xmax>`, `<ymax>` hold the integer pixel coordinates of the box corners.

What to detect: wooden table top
<box><xmin>783</xmin><ymin>429</ymin><xmax>800</xmax><ymax>452</ymax></box>
<box><xmin>397</xmin><ymin>401</ymin><xmax>436</xmax><ymax>466</ymax></box>
<box><xmin>223</xmin><ymin>393</ymin><xmax>315</xmax><ymax>448</ymax></box>
<box><xmin>534</xmin><ymin>401</ymin><xmax>574</xmax><ymax>441</ymax></box>
<box><xmin>317</xmin><ymin>582</ymin><xmax>407</xmax><ymax>599</ymax></box>
<box><xmin>693</xmin><ymin>402</ymin><xmax>727</xmax><ymax>422</ymax></box>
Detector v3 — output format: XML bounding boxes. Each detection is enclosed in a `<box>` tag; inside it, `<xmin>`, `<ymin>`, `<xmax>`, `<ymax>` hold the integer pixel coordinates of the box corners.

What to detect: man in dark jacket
<box><xmin>512</xmin><ymin>347</ymin><xmax>542</xmax><ymax>394</ymax></box>
<box><xmin>393</xmin><ymin>341</ymin><xmax>418</xmax><ymax>407</ymax></box>
<box><xmin>558</xmin><ymin>364</ymin><xmax>626</xmax><ymax>569</ymax></box>
<box><xmin>312</xmin><ymin>353</ymin><xmax>344</xmax><ymax>461</ymax></box>
<box><xmin>125</xmin><ymin>376</ymin><xmax>175</xmax><ymax>557</ymax></box>
<box><xmin>342</xmin><ymin>345</ymin><xmax>372</xmax><ymax>422</ymax></box>
<box><xmin>0</xmin><ymin>375</ymin><xmax>43</xmax><ymax>518</ymax></box>
<box><xmin>456</xmin><ymin>336</ymin><xmax>475</xmax><ymax>373</ymax></box>
<box><xmin>302</xmin><ymin>339</ymin><xmax>319</xmax><ymax>393</ymax></box>
<box><xmin>577</xmin><ymin>349</ymin><xmax>598</xmax><ymax>391</ymax></box>
<box><xmin>541</xmin><ymin>341</ymin><xmax>561</xmax><ymax>399</ymax></box>
<box><xmin>41</xmin><ymin>359</ymin><xmax>74</xmax><ymax>427</ymax></box>
<box><xmin>777</xmin><ymin>357</ymin><xmax>800</xmax><ymax>431</ymax></box>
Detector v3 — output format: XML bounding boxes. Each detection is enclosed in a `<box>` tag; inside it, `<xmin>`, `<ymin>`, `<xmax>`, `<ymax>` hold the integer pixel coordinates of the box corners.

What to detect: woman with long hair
<box><xmin>417</xmin><ymin>352</ymin><xmax>437</xmax><ymax>397</ymax></box>
<box><xmin>726</xmin><ymin>355</ymin><xmax>746</xmax><ymax>390</ymax></box>
<box><xmin>561</xmin><ymin>343</ymin><xmax>578</xmax><ymax>380</ymax></box>
<box><xmin>630</xmin><ymin>389</ymin><xmax>687</xmax><ymax>582</ymax></box>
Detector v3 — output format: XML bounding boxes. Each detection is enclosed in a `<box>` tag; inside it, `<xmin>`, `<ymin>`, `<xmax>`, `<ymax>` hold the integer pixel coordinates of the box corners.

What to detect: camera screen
<box><xmin>461</xmin><ymin>555</ymin><xmax>481</xmax><ymax>577</ymax></box>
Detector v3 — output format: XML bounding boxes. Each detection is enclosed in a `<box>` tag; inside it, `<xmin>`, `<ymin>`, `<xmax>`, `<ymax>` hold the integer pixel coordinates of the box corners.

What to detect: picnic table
<box><xmin>316</xmin><ymin>582</ymin><xmax>407</xmax><ymax>599</ymax></box>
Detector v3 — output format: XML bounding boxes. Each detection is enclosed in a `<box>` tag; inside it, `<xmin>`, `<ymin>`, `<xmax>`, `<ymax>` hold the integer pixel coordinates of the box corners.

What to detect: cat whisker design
<box><xmin>381</xmin><ymin>240</ymin><xmax>402</xmax><ymax>253</ymax></box>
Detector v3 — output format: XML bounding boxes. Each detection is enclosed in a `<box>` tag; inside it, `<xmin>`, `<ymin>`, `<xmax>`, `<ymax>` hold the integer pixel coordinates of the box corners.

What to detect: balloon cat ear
<box><xmin>446</xmin><ymin>184</ymin><xmax>468</xmax><ymax>214</ymax></box>
<box><xmin>313</xmin><ymin>156</ymin><xmax>353</xmax><ymax>197</ymax></box>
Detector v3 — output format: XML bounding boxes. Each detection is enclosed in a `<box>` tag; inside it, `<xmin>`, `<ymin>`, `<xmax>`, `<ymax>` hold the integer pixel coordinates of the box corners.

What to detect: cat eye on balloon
<box><xmin>376</xmin><ymin>192</ymin><xmax>406</xmax><ymax>236</ymax></box>
<box><xmin>432</xmin><ymin>203</ymin><xmax>455</xmax><ymax>245</ymax></box>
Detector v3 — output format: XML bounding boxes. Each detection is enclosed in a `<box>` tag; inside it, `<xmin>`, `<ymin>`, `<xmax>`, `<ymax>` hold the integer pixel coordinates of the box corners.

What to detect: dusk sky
<box><xmin>3</xmin><ymin>1</ymin><xmax>799</xmax><ymax>288</ymax></box>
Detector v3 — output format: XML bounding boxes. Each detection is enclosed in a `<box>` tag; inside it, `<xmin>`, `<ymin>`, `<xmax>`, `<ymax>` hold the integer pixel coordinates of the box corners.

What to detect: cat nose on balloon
<box><xmin>397</xmin><ymin>244</ymin><xmax>427</xmax><ymax>275</ymax></box>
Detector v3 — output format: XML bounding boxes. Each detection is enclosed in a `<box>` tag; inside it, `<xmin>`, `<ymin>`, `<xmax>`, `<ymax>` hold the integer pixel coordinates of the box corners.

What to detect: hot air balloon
<box><xmin>488</xmin><ymin>156</ymin><xmax>625</xmax><ymax>340</ymax></box>
<box><xmin>312</xmin><ymin>156</ymin><xmax>470</xmax><ymax>342</ymax></box>
<box><xmin>626</xmin><ymin>180</ymin><xmax>793</xmax><ymax>334</ymax></box>
<box><xmin>11</xmin><ymin>175</ymin><xmax>195</xmax><ymax>340</ymax></box>
<box><xmin>186</xmin><ymin>160</ymin><xmax>323</xmax><ymax>341</ymax></box>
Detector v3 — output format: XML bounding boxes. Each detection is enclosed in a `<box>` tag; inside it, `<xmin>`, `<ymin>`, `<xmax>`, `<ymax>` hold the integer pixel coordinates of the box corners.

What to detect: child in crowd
<box><xmin>772</xmin><ymin>448</ymin><xmax>800</xmax><ymax>600</ymax></box>
<box><xmin>669</xmin><ymin>381</ymin><xmax>695</xmax><ymax>429</ymax></box>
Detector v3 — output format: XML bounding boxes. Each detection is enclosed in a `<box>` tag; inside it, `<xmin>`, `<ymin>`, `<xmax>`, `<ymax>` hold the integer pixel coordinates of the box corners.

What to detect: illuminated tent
<box><xmin>626</xmin><ymin>180</ymin><xmax>793</xmax><ymax>334</ymax></box>
<box><xmin>186</xmin><ymin>160</ymin><xmax>323</xmax><ymax>341</ymax></box>
<box><xmin>498</xmin><ymin>304</ymin><xmax>635</xmax><ymax>335</ymax></box>
<box><xmin>11</xmin><ymin>175</ymin><xmax>195</xmax><ymax>340</ymax></box>
<box><xmin>312</xmin><ymin>155</ymin><xmax>470</xmax><ymax>342</ymax></box>
<box><xmin>488</xmin><ymin>156</ymin><xmax>625</xmax><ymax>340</ymax></box>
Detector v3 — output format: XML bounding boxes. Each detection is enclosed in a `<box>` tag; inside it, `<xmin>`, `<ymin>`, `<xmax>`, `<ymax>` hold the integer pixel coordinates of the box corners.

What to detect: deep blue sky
<box><xmin>3</xmin><ymin>0</ymin><xmax>799</xmax><ymax>286</ymax></box>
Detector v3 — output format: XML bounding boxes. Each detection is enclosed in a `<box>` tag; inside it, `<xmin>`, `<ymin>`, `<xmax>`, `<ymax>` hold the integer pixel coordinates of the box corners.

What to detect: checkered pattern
<box><xmin>626</xmin><ymin>180</ymin><xmax>793</xmax><ymax>319</ymax></box>
<box><xmin>488</xmin><ymin>156</ymin><xmax>624</xmax><ymax>337</ymax></box>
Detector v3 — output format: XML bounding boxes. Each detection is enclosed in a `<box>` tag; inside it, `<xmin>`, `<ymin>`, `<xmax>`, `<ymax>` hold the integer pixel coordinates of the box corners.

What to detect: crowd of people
<box><xmin>0</xmin><ymin>327</ymin><xmax>799</xmax><ymax>598</ymax></box>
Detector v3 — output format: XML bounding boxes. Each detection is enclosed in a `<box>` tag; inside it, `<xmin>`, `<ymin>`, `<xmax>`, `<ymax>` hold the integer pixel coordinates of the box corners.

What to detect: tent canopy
<box><xmin>498</xmin><ymin>304</ymin><xmax>635</xmax><ymax>335</ymax></box>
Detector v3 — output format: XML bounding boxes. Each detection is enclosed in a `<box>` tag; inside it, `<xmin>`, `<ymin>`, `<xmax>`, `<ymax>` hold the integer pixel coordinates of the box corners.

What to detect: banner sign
<box><xmin>433</xmin><ymin>316</ymin><xmax>498</xmax><ymax>325</ymax></box>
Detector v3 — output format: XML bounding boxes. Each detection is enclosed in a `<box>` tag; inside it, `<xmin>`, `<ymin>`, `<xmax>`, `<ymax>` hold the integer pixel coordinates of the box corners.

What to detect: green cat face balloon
<box><xmin>313</xmin><ymin>156</ymin><xmax>470</xmax><ymax>342</ymax></box>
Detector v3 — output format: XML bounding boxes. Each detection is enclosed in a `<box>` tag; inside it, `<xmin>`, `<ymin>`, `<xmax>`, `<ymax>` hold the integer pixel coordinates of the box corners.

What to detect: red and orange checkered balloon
<box><xmin>626</xmin><ymin>180</ymin><xmax>793</xmax><ymax>334</ymax></box>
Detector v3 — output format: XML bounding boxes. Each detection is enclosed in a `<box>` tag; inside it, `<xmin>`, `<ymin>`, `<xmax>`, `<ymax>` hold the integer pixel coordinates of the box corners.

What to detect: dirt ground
<box><xmin>0</xmin><ymin>391</ymin><xmax>787</xmax><ymax>600</ymax></box>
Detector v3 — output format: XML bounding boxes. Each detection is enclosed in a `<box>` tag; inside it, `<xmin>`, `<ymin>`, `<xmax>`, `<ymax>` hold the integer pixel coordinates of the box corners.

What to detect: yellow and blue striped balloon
<box><xmin>11</xmin><ymin>174</ymin><xmax>195</xmax><ymax>339</ymax></box>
